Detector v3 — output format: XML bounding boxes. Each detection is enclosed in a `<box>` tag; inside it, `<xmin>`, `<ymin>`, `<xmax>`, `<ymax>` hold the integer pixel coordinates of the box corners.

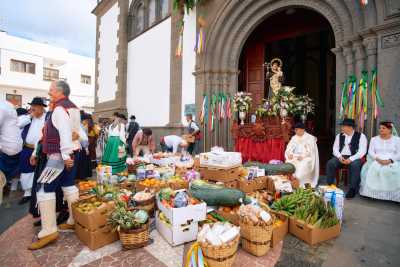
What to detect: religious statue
<box><xmin>265</xmin><ymin>58</ymin><xmax>284</xmax><ymax>98</ymax></box>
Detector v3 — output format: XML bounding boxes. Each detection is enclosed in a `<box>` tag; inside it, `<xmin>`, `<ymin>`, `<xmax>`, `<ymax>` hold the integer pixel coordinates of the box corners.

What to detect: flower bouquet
<box><xmin>293</xmin><ymin>95</ymin><xmax>315</xmax><ymax>122</ymax></box>
<box><xmin>233</xmin><ymin>92</ymin><xmax>253</xmax><ymax>125</ymax></box>
<box><xmin>268</xmin><ymin>86</ymin><xmax>297</xmax><ymax>118</ymax></box>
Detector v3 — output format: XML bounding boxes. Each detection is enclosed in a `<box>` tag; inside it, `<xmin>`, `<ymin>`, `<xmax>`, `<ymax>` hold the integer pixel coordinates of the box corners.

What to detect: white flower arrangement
<box><xmin>233</xmin><ymin>92</ymin><xmax>253</xmax><ymax>112</ymax></box>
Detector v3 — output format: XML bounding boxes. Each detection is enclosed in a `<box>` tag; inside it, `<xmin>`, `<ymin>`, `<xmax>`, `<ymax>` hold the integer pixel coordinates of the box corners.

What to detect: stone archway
<box><xmin>195</xmin><ymin>0</ymin><xmax>372</xmax><ymax>151</ymax></box>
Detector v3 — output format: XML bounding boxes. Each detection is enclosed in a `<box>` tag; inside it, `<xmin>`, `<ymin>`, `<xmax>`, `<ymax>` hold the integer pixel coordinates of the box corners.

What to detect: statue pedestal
<box><xmin>231</xmin><ymin>116</ymin><xmax>293</xmax><ymax>163</ymax></box>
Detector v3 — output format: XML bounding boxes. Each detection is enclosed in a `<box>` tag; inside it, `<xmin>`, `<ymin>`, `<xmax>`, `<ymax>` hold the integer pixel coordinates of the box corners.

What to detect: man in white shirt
<box><xmin>160</xmin><ymin>135</ymin><xmax>188</xmax><ymax>154</ymax></box>
<box><xmin>0</xmin><ymin>100</ymin><xmax>23</xmax><ymax>189</ymax></box>
<box><xmin>29</xmin><ymin>81</ymin><xmax>81</xmax><ymax>250</ymax></box>
<box><xmin>18</xmin><ymin>97</ymin><xmax>47</xmax><ymax>205</ymax></box>
<box><xmin>326</xmin><ymin>118</ymin><xmax>368</xmax><ymax>199</ymax></box>
<box><xmin>185</xmin><ymin>114</ymin><xmax>201</xmax><ymax>155</ymax></box>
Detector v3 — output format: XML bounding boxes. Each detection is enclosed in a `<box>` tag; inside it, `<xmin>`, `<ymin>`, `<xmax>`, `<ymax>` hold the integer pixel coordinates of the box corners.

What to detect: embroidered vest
<box><xmin>42</xmin><ymin>98</ymin><xmax>77</xmax><ymax>155</ymax></box>
<box><xmin>339</xmin><ymin>132</ymin><xmax>361</xmax><ymax>156</ymax></box>
<box><xmin>21</xmin><ymin>123</ymin><xmax>31</xmax><ymax>143</ymax></box>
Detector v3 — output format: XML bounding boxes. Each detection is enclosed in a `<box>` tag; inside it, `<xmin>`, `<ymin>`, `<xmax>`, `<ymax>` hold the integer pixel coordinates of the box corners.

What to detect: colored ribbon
<box><xmin>185</xmin><ymin>242</ymin><xmax>207</xmax><ymax>267</ymax></box>
<box><xmin>371</xmin><ymin>68</ymin><xmax>383</xmax><ymax>119</ymax></box>
<box><xmin>199</xmin><ymin>94</ymin><xmax>208</xmax><ymax>125</ymax></box>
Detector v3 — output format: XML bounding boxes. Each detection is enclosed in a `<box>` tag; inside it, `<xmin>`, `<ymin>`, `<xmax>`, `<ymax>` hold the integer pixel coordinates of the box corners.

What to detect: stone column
<box><xmin>342</xmin><ymin>44</ymin><xmax>355</xmax><ymax>76</ymax></box>
<box><xmin>353</xmin><ymin>39</ymin><xmax>367</xmax><ymax>78</ymax></box>
<box><xmin>168</xmin><ymin>9</ymin><xmax>184</xmax><ymax>127</ymax></box>
<box><xmin>331</xmin><ymin>46</ymin><xmax>345</xmax><ymax>132</ymax></box>
<box><xmin>362</xmin><ymin>34</ymin><xmax>378</xmax><ymax>137</ymax></box>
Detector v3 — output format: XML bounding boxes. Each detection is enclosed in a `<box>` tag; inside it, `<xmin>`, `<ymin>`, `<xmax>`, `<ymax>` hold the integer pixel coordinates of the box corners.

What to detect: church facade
<box><xmin>93</xmin><ymin>0</ymin><xmax>400</xmax><ymax>151</ymax></box>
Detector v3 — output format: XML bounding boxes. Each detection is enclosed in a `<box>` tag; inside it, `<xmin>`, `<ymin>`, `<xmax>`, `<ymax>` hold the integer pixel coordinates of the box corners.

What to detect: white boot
<box><xmin>60</xmin><ymin>186</ymin><xmax>79</xmax><ymax>228</ymax></box>
<box><xmin>36</xmin><ymin>192</ymin><xmax>57</xmax><ymax>239</ymax></box>
<box><xmin>20</xmin><ymin>172</ymin><xmax>34</xmax><ymax>197</ymax></box>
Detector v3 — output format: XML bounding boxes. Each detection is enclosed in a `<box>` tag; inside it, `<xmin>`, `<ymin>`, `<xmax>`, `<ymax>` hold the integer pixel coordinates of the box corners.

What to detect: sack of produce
<box><xmin>239</xmin><ymin>205</ymin><xmax>274</xmax><ymax>256</ymax></box>
<box><xmin>318</xmin><ymin>185</ymin><xmax>344</xmax><ymax>223</ymax></box>
<box><xmin>197</xmin><ymin>222</ymin><xmax>240</xmax><ymax>267</ymax></box>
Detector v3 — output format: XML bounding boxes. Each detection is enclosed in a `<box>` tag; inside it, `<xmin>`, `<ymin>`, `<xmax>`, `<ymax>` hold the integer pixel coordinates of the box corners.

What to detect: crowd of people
<box><xmin>284</xmin><ymin>118</ymin><xmax>400</xmax><ymax>201</ymax></box>
<box><xmin>0</xmin><ymin>79</ymin><xmax>398</xmax><ymax>251</ymax></box>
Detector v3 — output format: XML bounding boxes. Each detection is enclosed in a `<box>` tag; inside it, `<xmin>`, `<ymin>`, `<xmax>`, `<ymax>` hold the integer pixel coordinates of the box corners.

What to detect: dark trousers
<box><xmin>326</xmin><ymin>157</ymin><xmax>362</xmax><ymax>191</ymax></box>
<box><xmin>187</xmin><ymin>141</ymin><xmax>199</xmax><ymax>155</ymax></box>
<box><xmin>160</xmin><ymin>141</ymin><xmax>173</xmax><ymax>153</ymax></box>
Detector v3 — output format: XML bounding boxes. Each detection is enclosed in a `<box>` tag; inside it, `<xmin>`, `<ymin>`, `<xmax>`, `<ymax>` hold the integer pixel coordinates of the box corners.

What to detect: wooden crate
<box><xmin>200</xmin><ymin>166</ymin><xmax>241</xmax><ymax>182</ymax></box>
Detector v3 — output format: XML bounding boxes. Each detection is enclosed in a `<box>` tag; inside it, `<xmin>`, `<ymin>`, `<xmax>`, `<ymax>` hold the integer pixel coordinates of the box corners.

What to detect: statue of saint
<box><xmin>265</xmin><ymin>58</ymin><xmax>284</xmax><ymax>98</ymax></box>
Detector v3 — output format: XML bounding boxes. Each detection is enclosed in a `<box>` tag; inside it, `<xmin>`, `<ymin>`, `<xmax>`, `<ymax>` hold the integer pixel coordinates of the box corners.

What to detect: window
<box><xmin>129</xmin><ymin>0</ymin><xmax>170</xmax><ymax>39</ymax></box>
<box><xmin>10</xmin><ymin>59</ymin><xmax>35</xmax><ymax>74</ymax></box>
<box><xmin>43</xmin><ymin>67</ymin><xmax>59</xmax><ymax>81</ymax></box>
<box><xmin>6</xmin><ymin>94</ymin><xmax>22</xmax><ymax>107</ymax></box>
<box><xmin>160</xmin><ymin>0</ymin><xmax>169</xmax><ymax>19</ymax></box>
<box><xmin>81</xmin><ymin>74</ymin><xmax>91</xmax><ymax>85</ymax></box>
<box><xmin>136</xmin><ymin>3</ymin><xmax>145</xmax><ymax>34</ymax></box>
<box><xmin>148</xmin><ymin>0</ymin><xmax>157</xmax><ymax>25</ymax></box>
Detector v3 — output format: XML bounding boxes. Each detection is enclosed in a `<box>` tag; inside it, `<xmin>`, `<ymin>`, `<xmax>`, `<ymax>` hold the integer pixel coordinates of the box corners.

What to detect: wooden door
<box><xmin>245</xmin><ymin>42</ymin><xmax>265</xmax><ymax>113</ymax></box>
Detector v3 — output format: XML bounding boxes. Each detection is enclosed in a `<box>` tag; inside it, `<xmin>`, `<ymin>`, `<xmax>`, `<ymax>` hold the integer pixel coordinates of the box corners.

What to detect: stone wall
<box><xmin>93</xmin><ymin>0</ymin><xmax>400</xmax><ymax>151</ymax></box>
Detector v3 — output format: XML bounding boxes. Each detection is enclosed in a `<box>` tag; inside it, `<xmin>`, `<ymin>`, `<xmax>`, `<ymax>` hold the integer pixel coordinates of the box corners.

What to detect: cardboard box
<box><xmin>216</xmin><ymin>209</ymin><xmax>240</xmax><ymax>226</ymax></box>
<box><xmin>199</xmin><ymin>152</ymin><xmax>242</xmax><ymax>169</ymax></box>
<box><xmin>157</xmin><ymin>192</ymin><xmax>207</xmax><ymax>226</ymax></box>
<box><xmin>200</xmin><ymin>166</ymin><xmax>241</xmax><ymax>182</ymax></box>
<box><xmin>72</xmin><ymin>201</ymin><xmax>115</xmax><ymax>231</ymax></box>
<box><xmin>156</xmin><ymin>211</ymin><xmax>198</xmax><ymax>246</ymax></box>
<box><xmin>75</xmin><ymin>222</ymin><xmax>118</xmax><ymax>250</ymax></box>
<box><xmin>238</xmin><ymin>176</ymin><xmax>267</xmax><ymax>193</ymax></box>
<box><xmin>271</xmin><ymin>212</ymin><xmax>289</xmax><ymax>248</ymax></box>
<box><xmin>289</xmin><ymin>217</ymin><xmax>341</xmax><ymax>245</ymax></box>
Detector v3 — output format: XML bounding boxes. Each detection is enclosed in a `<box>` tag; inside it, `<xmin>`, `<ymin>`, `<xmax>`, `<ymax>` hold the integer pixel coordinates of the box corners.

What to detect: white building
<box><xmin>0</xmin><ymin>31</ymin><xmax>95</xmax><ymax>112</ymax></box>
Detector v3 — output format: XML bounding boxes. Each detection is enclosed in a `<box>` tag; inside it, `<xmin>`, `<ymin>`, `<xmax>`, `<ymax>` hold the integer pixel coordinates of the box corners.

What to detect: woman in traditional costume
<box><xmin>360</xmin><ymin>121</ymin><xmax>400</xmax><ymax>202</ymax></box>
<box><xmin>285</xmin><ymin>122</ymin><xmax>319</xmax><ymax>187</ymax></box>
<box><xmin>101</xmin><ymin>113</ymin><xmax>127</xmax><ymax>174</ymax></box>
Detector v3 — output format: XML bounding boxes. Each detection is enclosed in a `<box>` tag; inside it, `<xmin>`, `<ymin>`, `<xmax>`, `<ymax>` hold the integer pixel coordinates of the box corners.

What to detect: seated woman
<box><xmin>285</xmin><ymin>122</ymin><xmax>319</xmax><ymax>187</ymax></box>
<box><xmin>360</xmin><ymin>121</ymin><xmax>400</xmax><ymax>202</ymax></box>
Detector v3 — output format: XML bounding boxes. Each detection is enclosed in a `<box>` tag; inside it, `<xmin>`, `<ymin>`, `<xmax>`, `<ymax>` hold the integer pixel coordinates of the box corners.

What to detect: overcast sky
<box><xmin>0</xmin><ymin>0</ymin><xmax>97</xmax><ymax>58</ymax></box>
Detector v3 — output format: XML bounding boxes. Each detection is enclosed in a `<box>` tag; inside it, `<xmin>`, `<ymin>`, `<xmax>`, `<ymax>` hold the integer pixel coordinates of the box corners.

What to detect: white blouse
<box><xmin>108</xmin><ymin>123</ymin><xmax>126</xmax><ymax>144</ymax></box>
<box><xmin>368</xmin><ymin>135</ymin><xmax>400</xmax><ymax>161</ymax></box>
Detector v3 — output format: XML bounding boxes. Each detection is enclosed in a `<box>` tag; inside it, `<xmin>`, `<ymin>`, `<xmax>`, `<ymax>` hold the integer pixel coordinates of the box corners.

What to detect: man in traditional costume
<box><xmin>185</xmin><ymin>114</ymin><xmax>200</xmax><ymax>155</ymax></box>
<box><xmin>326</xmin><ymin>118</ymin><xmax>368</xmax><ymax>199</ymax></box>
<box><xmin>126</xmin><ymin>115</ymin><xmax>140</xmax><ymax>156</ymax></box>
<box><xmin>285</xmin><ymin>122</ymin><xmax>319</xmax><ymax>187</ymax></box>
<box><xmin>29</xmin><ymin>81</ymin><xmax>81</xmax><ymax>250</ymax></box>
<box><xmin>101</xmin><ymin>113</ymin><xmax>127</xmax><ymax>174</ymax></box>
<box><xmin>360</xmin><ymin>121</ymin><xmax>400</xmax><ymax>202</ymax></box>
<box><xmin>132</xmin><ymin>128</ymin><xmax>156</xmax><ymax>157</ymax></box>
<box><xmin>18</xmin><ymin>97</ymin><xmax>46</xmax><ymax>205</ymax></box>
<box><xmin>0</xmin><ymin>100</ymin><xmax>23</xmax><ymax>195</ymax></box>
<box><xmin>160</xmin><ymin>135</ymin><xmax>189</xmax><ymax>154</ymax></box>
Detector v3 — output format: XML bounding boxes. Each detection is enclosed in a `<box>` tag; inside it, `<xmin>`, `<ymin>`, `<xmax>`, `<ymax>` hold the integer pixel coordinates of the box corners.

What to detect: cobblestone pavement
<box><xmin>1</xmin><ymin>188</ymin><xmax>399</xmax><ymax>266</ymax></box>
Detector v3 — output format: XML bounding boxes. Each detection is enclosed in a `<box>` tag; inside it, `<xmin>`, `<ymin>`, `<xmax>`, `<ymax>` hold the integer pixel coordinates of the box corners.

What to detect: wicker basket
<box><xmin>239</xmin><ymin>217</ymin><xmax>273</xmax><ymax>256</ymax></box>
<box><xmin>200</xmin><ymin>235</ymin><xmax>240</xmax><ymax>267</ymax></box>
<box><xmin>118</xmin><ymin>222</ymin><xmax>150</xmax><ymax>249</ymax></box>
<box><xmin>134</xmin><ymin>196</ymin><xmax>155</xmax><ymax>216</ymax></box>
<box><xmin>241</xmin><ymin>237</ymin><xmax>270</xmax><ymax>256</ymax></box>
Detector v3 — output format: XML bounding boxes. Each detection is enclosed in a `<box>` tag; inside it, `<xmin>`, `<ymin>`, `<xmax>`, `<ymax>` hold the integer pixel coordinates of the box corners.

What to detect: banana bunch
<box><xmin>271</xmin><ymin>188</ymin><xmax>314</xmax><ymax>216</ymax></box>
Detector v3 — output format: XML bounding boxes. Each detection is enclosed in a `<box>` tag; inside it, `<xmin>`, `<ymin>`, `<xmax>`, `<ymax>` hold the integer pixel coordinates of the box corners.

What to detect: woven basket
<box><xmin>239</xmin><ymin>217</ymin><xmax>273</xmax><ymax>257</ymax></box>
<box><xmin>135</xmin><ymin>196</ymin><xmax>155</xmax><ymax>216</ymax></box>
<box><xmin>200</xmin><ymin>235</ymin><xmax>240</xmax><ymax>267</ymax></box>
<box><xmin>241</xmin><ymin>237</ymin><xmax>271</xmax><ymax>256</ymax></box>
<box><xmin>118</xmin><ymin>222</ymin><xmax>150</xmax><ymax>249</ymax></box>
